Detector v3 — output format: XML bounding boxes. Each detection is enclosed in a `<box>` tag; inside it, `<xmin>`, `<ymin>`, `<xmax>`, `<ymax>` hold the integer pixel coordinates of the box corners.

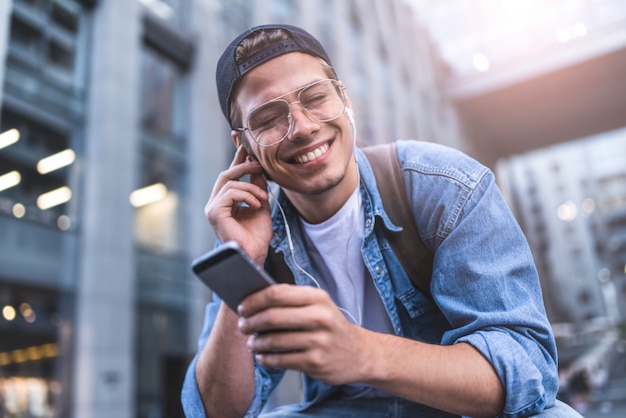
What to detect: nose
<box><xmin>286</xmin><ymin>101</ymin><xmax>320</xmax><ymax>141</ymax></box>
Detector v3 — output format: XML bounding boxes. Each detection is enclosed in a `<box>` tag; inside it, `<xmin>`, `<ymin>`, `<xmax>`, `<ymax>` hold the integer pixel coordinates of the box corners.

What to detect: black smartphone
<box><xmin>191</xmin><ymin>241</ymin><xmax>276</xmax><ymax>311</ymax></box>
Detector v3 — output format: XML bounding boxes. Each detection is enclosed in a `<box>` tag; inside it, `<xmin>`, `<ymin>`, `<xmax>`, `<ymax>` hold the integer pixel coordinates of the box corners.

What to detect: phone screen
<box><xmin>191</xmin><ymin>241</ymin><xmax>276</xmax><ymax>311</ymax></box>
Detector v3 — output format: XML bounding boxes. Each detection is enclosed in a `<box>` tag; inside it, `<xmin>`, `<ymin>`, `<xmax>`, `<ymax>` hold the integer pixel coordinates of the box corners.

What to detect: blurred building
<box><xmin>408</xmin><ymin>0</ymin><xmax>626</xmax><ymax>329</ymax></box>
<box><xmin>411</xmin><ymin>0</ymin><xmax>626</xmax><ymax>169</ymax></box>
<box><xmin>496</xmin><ymin>127</ymin><xmax>626</xmax><ymax>415</ymax></box>
<box><xmin>497</xmin><ymin>129</ymin><xmax>626</xmax><ymax>325</ymax></box>
<box><xmin>0</xmin><ymin>0</ymin><xmax>463</xmax><ymax>417</ymax></box>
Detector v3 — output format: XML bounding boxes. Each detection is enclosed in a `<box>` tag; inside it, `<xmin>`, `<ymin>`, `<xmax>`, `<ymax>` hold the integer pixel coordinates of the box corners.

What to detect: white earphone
<box><xmin>346</xmin><ymin>107</ymin><xmax>355</xmax><ymax>125</ymax></box>
<box><xmin>346</xmin><ymin>107</ymin><xmax>357</xmax><ymax>152</ymax></box>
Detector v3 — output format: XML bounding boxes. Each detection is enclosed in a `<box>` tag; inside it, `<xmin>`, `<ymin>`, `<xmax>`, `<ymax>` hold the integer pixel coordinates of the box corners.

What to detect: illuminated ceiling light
<box><xmin>598</xmin><ymin>268</ymin><xmax>611</xmax><ymax>283</ymax></box>
<box><xmin>37</xmin><ymin>186</ymin><xmax>72</xmax><ymax>210</ymax></box>
<box><xmin>12</xmin><ymin>349</ymin><xmax>27</xmax><ymax>363</ymax></box>
<box><xmin>0</xmin><ymin>170</ymin><xmax>21</xmax><ymax>192</ymax></box>
<box><xmin>12</xmin><ymin>203</ymin><xmax>26</xmax><ymax>218</ymax></box>
<box><xmin>556</xmin><ymin>200</ymin><xmax>577</xmax><ymax>221</ymax></box>
<box><xmin>2</xmin><ymin>305</ymin><xmax>16</xmax><ymax>321</ymax></box>
<box><xmin>582</xmin><ymin>198</ymin><xmax>595</xmax><ymax>214</ymax></box>
<box><xmin>572</xmin><ymin>22</ymin><xmax>587</xmax><ymax>38</ymax></box>
<box><xmin>23</xmin><ymin>311</ymin><xmax>37</xmax><ymax>323</ymax></box>
<box><xmin>37</xmin><ymin>149</ymin><xmax>76</xmax><ymax>174</ymax></box>
<box><xmin>556</xmin><ymin>29</ymin><xmax>570</xmax><ymax>43</ymax></box>
<box><xmin>0</xmin><ymin>353</ymin><xmax>10</xmax><ymax>366</ymax></box>
<box><xmin>557</xmin><ymin>22</ymin><xmax>588</xmax><ymax>44</ymax></box>
<box><xmin>472</xmin><ymin>53</ymin><xmax>490</xmax><ymax>72</ymax></box>
<box><xmin>20</xmin><ymin>302</ymin><xmax>33</xmax><ymax>316</ymax></box>
<box><xmin>130</xmin><ymin>183</ymin><xmax>167</xmax><ymax>207</ymax></box>
<box><xmin>0</xmin><ymin>128</ymin><xmax>20</xmax><ymax>150</ymax></box>
<box><xmin>26</xmin><ymin>346</ymin><xmax>42</xmax><ymax>360</ymax></box>
<box><xmin>58</xmin><ymin>215</ymin><xmax>71</xmax><ymax>230</ymax></box>
<box><xmin>42</xmin><ymin>343</ymin><xmax>58</xmax><ymax>358</ymax></box>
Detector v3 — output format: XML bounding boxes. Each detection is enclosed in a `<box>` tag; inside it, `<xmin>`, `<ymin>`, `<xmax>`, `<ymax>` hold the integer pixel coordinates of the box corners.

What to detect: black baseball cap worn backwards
<box><xmin>216</xmin><ymin>24</ymin><xmax>333</xmax><ymax>124</ymax></box>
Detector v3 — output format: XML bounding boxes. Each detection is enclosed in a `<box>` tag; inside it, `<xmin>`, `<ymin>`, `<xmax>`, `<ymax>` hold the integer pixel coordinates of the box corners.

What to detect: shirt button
<box><xmin>375</xmin><ymin>265</ymin><xmax>382</xmax><ymax>275</ymax></box>
<box><xmin>366</xmin><ymin>218</ymin><xmax>372</xmax><ymax>227</ymax></box>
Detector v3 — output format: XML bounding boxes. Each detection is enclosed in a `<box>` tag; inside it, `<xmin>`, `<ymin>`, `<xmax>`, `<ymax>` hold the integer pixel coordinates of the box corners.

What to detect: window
<box><xmin>0</xmin><ymin>284</ymin><xmax>74</xmax><ymax>417</ymax></box>
<box><xmin>138</xmin><ymin>0</ymin><xmax>187</xmax><ymax>27</ymax></box>
<box><xmin>9</xmin><ymin>0</ymin><xmax>81</xmax><ymax>82</ymax></box>
<box><xmin>140</xmin><ymin>46</ymin><xmax>185</xmax><ymax>144</ymax></box>
<box><xmin>0</xmin><ymin>109</ymin><xmax>75</xmax><ymax>228</ymax></box>
<box><xmin>134</xmin><ymin>45</ymin><xmax>187</xmax><ymax>254</ymax></box>
<box><xmin>134</xmin><ymin>39</ymin><xmax>190</xmax><ymax>418</ymax></box>
<box><xmin>133</xmin><ymin>147</ymin><xmax>184</xmax><ymax>253</ymax></box>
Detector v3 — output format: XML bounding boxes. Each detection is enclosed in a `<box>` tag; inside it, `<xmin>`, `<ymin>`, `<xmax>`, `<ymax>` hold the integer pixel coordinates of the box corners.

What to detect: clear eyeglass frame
<box><xmin>235</xmin><ymin>79</ymin><xmax>347</xmax><ymax>148</ymax></box>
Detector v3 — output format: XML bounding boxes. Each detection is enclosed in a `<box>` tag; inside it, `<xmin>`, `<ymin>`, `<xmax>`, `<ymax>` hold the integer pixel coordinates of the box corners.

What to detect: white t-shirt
<box><xmin>300</xmin><ymin>187</ymin><xmax>394</xmax><ymax>398</ymax></box>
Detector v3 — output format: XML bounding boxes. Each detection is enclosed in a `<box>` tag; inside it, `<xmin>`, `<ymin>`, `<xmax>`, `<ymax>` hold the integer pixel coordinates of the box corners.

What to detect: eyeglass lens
<box><xmin>247</xmin><ymin>80</ymin><xmax>345</xmax><ymax>146</ymax></box>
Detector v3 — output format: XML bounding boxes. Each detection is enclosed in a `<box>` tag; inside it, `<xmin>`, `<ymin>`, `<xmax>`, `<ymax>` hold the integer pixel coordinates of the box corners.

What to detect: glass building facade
<box><xmin>0</xmin><ymin>1</ymin><xmax>202</xmax><ymax>416</ymax></box>
<box><xmin>1</xmin><ymin>0</ymin><xmax>88</xmax><ymax>415</ymax></box>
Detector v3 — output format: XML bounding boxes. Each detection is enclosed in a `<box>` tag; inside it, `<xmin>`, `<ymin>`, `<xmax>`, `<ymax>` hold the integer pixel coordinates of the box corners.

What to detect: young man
<box><xmin>182</xmin><ymin>24</ymin><xmax>577</xmax><ymax>417</ymax></box>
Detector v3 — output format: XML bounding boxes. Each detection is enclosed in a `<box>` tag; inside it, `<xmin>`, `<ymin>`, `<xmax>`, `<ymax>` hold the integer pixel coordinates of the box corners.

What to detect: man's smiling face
<box><xmin>232</xmin><ymin>52</ymin><xmax>356</xmax><ymax>199</ymax></box>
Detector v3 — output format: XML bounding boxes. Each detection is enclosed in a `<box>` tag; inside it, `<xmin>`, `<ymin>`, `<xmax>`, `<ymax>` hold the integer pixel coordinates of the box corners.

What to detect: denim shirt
<box><xmin>181</xmin><ymin>140</ymin><xmax>558</xmax><ymax>418</ymax></box>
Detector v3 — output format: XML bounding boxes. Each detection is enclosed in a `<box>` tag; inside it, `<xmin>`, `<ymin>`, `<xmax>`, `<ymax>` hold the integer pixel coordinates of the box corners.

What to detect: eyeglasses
<box><xmin>236</xmin><ymin>79</ymin><xmax>346</xmax><ymax>147</ymax></box>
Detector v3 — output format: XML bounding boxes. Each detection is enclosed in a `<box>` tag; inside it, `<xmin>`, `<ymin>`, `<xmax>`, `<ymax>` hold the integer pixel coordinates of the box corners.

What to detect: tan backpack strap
<box><xmin>362</xmin><ymin>142</ymin><xmax>433</xmax><ymax>298</ymax></box>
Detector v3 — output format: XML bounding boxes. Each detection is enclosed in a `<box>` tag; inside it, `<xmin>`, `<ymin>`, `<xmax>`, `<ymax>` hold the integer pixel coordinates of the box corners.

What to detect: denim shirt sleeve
<box><xmin>395</xmin><ymin>140</ymin><xmax>558</xmax><ymax>418</ymax></box>
<box><xmin>180</xmin><ymin>295</ymin><xmax>286</xmax><ymax>417</ymax></box>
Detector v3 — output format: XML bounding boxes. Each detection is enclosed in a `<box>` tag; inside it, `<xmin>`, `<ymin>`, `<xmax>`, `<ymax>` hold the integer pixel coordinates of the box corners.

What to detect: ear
<box><xmin>231</xmin><ymin>130</ymin><xmax>257</xmax><ymax>161</ymax></box>
<box><xmin>231</xmin><ymin>130</ymin><xmax>242</xmax><ymax>148</ymax></box>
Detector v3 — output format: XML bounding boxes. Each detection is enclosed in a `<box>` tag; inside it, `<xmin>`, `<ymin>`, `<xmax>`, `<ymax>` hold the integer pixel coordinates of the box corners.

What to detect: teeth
<box><xmin>295</xmin><ymin>144</ymin><xmax>329</xmax><ymax>164</ymax></box>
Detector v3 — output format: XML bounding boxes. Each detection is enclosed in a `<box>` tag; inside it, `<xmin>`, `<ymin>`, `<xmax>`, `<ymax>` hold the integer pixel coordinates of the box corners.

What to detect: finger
<box><xmin>208</xmin><ymin>165</ymin><xmax>265</xmax><ymax>212</ymax></box>
<box><xmin>214</xmin><ymin>160</ymin><xmax>264</xmax><ymax>191</ymax></box>
<box><xmin>249</xmin><ymin>170</ymin><xmax>268</xmax><ymax>196</ymax></box>
<box><xmin>238</xmin><ymin>306</ymin><xmax>307</xmax><ymax>335</ymax></box>
<box><xmin>238</xmin><ymin>294</ymin><xmax>339</xmax><ymax>337</ymax></box>
<box><xmin>229</xmin><ymin>145</ymin><xmax>249</xmax><ymax>168</ymax></box>
<box><xmin>250</xmin><ymin>325</ymin><xmax>366</xmax><ymax>383</ymax></box>
<box><xmin>253</xmin><ymin>347</ymin><xmax>310</xmax><ymax>367</ymax></box>
<box><xmin>238</xmin><ymin>285</ymin><xmax>327</xmax><ymax>317</ymax></box>
<box><xmin>205</xmin><ymin>183</ymin><xmax>268</xmax><ymax>218</ymax></box>
<box><xmin>217</xmin><ymin>180</ymin><xmax>268</xmax><ymax>206</ymax></box>
<box><xmin>247</xmin><ymin>330</ymin><xmax>306</xmax><ymax>354</ymax></box>
<box><xmin>209</xmin><ymin>173</ymin><xmax>268</xmax><ymax>204</ymax></box>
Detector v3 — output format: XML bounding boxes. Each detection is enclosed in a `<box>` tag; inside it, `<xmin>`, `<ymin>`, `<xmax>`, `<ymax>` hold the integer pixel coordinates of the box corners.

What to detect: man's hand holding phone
<box><xmin>204</xmin><ymin>145</ymin><xmax>272</xmax><ymax>265</ymax></box>
<box><xmin>192</xmin><ymin>241</ymin><xmax>277</xmax><ymax>312</ymax></box>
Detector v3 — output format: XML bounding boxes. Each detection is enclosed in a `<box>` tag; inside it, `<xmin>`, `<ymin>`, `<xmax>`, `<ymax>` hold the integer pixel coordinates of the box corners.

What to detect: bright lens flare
<box><xmin>473</xmin><ymin>54</ymin><xmax>490</xmax><ymax>72</ymax></box>
<box><xmin>37</xmin><ymin>149</ymin><xmax>76</xmax><ymax>174</ymax></box>
<box><xmin>37</xmin><ymin>186</ymin><xmax>72</xmax><ymax>210</ymax></box>
<box><xmin>130</xmin><ymin>183</ymin><xmax>167</xmax><ymax>207</ymax></box>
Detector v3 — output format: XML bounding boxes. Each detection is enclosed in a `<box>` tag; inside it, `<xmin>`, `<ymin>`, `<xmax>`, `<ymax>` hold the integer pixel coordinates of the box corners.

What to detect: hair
<box><xmin>229</xmin><ymin>28</ymin><xmax>338</xmax><ymax>139</ymax></box>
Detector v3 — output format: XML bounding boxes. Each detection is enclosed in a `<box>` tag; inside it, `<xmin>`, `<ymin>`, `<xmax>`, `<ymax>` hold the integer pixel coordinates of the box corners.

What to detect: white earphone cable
<box><xmin>265</xmin><ymin>113</ymin><xmax>363</xmax><ymax>325</ymax></box>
